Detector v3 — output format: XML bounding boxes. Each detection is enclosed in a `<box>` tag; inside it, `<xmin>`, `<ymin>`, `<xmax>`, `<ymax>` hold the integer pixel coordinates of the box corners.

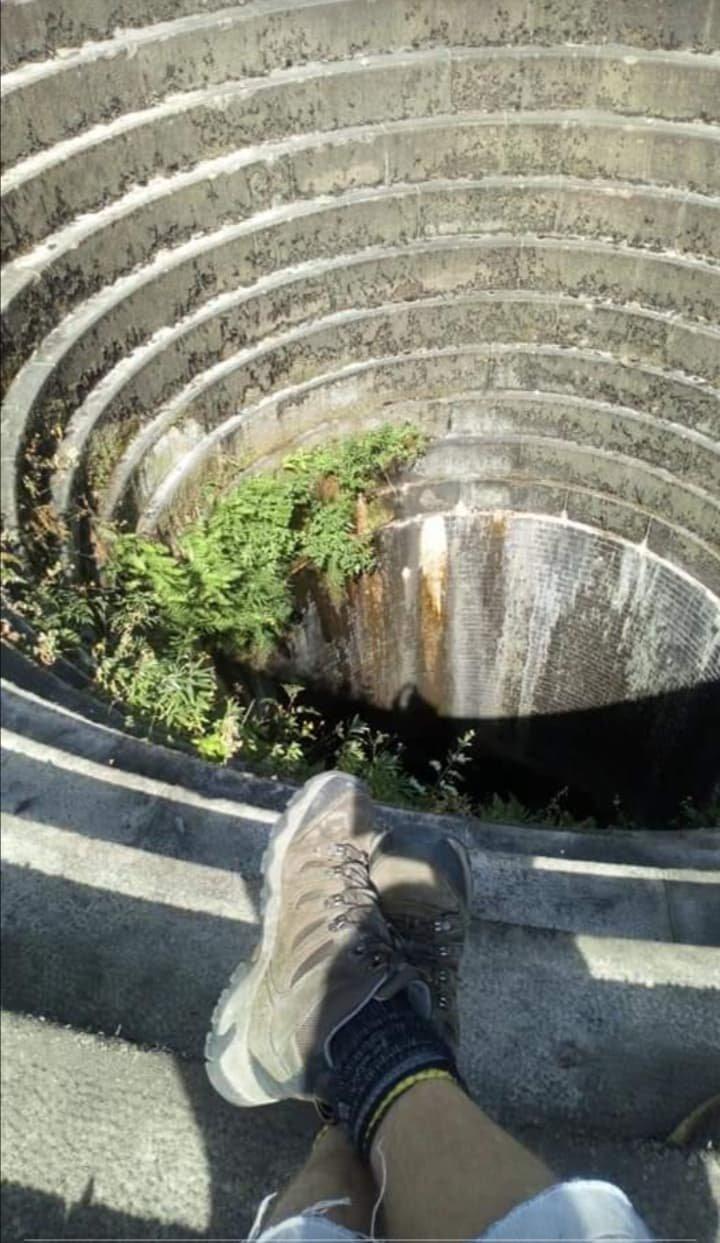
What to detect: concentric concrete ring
<box><xmin>1</xmin><ymin>0</ymin><xmax>719</xmax><ymax>822</ymax></box>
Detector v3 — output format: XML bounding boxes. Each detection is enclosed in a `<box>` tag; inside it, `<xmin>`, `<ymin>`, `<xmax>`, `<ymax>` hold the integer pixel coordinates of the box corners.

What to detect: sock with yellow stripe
<box><xmin>324</xmin><ymin>994</ymin><xmax>459</xmax><ymax>1158</ymax></box>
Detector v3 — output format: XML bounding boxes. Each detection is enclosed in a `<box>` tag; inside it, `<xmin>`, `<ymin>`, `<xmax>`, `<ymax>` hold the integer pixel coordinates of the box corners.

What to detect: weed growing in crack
<box><xmin>335</xmin><ymin>716</ymin><xmax>425</xmax><ymax>807</ymax></box>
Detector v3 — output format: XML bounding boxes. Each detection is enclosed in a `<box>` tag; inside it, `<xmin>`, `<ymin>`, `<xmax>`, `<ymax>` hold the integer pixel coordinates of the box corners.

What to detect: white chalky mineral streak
<box><xmin>419</xmin><ymin>511</ymin><xmax>448</xmax><ymax>615</ymax></box>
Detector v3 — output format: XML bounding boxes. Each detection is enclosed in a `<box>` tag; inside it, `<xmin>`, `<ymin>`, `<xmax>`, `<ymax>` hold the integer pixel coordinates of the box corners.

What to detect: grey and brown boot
<box><xmin>370</xmin><ymin>821</ymin><xmax>472</xmax><ymax>1050</ymax></box>
<box><xmin>205</xmin><ymin>771</ymin><xmax>423</xmax><ymax>1107</ymax></box>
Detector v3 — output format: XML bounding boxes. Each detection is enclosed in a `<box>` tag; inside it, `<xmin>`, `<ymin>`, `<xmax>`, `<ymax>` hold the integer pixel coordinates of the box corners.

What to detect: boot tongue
<box><xmin>405</xmin><ymin>974</ymin><xmax>433</xmax><ymax>1019</ymax></box>
<box><xmin>375</xmin><ymin>963</ymin><xmax>431</xmax><ymax>1016</ymax></box>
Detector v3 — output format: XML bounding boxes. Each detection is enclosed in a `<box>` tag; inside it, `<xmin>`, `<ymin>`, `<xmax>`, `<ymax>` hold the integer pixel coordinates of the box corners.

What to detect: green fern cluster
<box><xmin>3</xmin><ymin>425</ymin><xmax>427</xmax><ymax>765</ymax></box>
<box><xmin>107</xmin><ymin>422</ymin><xmax>427</xmax><ymax>659</ymax></box>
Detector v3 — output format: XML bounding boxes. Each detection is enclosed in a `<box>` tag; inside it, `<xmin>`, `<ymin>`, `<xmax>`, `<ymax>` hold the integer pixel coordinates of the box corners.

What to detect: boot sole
<box><xmin>204</xmin><ymin>771</ymin><xmax>352</xmax><ymax>1107</ymax></box>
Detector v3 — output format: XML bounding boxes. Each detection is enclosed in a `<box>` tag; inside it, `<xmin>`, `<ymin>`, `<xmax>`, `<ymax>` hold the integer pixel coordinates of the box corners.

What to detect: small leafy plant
<box><xmin>335</xmin><ymin>716</ymin><xmax>425</xmax><ymax>807</ymax></box>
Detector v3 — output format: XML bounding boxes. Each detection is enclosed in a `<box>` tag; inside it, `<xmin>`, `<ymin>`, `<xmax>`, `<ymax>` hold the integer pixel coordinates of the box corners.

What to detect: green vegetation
<box><xmin>106</xmin><ymin>423</ymin><xmax>426</xmax><ymax>659</ymax></box>
<box><xmin>2</xmin><ymin>422</ymin><xmax>718</xmax><ymax>830</ymax></box>
<box><xmin>3</xmin><ymin>425</ymin><xmax>428</xmax><ymax>778</ymax></box>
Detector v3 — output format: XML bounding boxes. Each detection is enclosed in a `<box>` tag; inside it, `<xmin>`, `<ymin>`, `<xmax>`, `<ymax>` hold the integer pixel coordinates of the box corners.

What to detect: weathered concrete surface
<box><xmin>4</xmin><ymin>0</ymin><xmax>717</xmax><ymax>76</ymax></box>
<box><xmin>6</xmin><ymin>235</ymin><xmax>717</xmax><ymax>515</ymax></box>
<box><xmin>3</xmin><ymin>653</ymin><xmax>720</xmax><ymax>1137</ymax></box>
<box><xmin>290</xmin><ymin>509</ymin><xmax>720</xmax><ymax>718</ymax></box>
<box><xmin>276</xmin><ymin>509</ymin><xmax>720</xmax><ymax>818</ymax></box>
<box><xmin>3</xmin><ymin>694</ymin><xmax>720</xmax><ymax>1137</ymax></box>
<box><xmin>1</xmin><ymin>0</ymin><xmax>718</xmax><ymax>666</ymax></box>
<box><xmin>6</xmin><ymin>176</ymin><xmax>719</xmax><ymax>381</ymax></box>
<box><xmin>2</xmin><ymin>1011</ymin><xmax>718</xmax><ymax>1242</ymax></box>
<box><xmin>4</xmin><ymin>46</ymin><xmax>718</xmax><ymax>259</ymax></box>
<box><xmin>4</xmin><ymin>0</ymin><xmax>719</xmax><ymax>165</ymax></box>
<box><xmin>2</xmin><ymin>3</ymin><xmax>720</xmax><ymax>1237</ymax></box>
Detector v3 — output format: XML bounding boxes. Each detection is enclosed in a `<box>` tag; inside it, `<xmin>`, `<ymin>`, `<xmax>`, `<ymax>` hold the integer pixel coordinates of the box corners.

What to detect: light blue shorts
<box><xmin>252</xmin><ymin>1178</ymin><xmax>652</xmax><ymax>1241</ymax></box>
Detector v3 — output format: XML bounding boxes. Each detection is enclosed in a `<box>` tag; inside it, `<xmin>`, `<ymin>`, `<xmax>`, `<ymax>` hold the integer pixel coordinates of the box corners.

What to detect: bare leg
<box><xmin>266</xmin><ymin>1124</ymin><xmax>376</xmax><ymax>1235</ymax></box>
<box><xmin>371</xmin><ymin>1078</ymin><xmax>555</xmax><ymax>1241</ymax></box>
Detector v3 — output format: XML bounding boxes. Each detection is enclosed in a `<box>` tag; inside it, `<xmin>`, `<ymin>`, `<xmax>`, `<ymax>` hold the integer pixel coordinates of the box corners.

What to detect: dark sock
<box><xmin>326</xmin><ymin>994</ymin><xmax>458</xmax><ymax>1157</ymax></box>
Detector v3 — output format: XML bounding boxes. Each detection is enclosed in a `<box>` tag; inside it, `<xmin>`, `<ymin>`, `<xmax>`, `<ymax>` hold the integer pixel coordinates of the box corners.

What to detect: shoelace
<box><xmin>325</xmin><ymin>842</ymin><xmax>403</xmax><ymax>970</ymax></box>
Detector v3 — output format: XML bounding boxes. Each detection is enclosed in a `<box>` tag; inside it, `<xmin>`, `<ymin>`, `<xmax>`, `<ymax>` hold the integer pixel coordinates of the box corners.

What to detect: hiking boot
<box><xmin>205</xmin><ymin>771</ymin><xmax>422</xmax><ymax>1107</ymax></box>
<box><xmin>370</xmin><ymin>821</ymin><xmax>472</xmax><ymax>1050</ymax></box>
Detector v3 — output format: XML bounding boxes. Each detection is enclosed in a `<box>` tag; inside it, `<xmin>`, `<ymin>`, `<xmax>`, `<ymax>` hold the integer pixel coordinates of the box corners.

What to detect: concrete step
<box><xmin>3</xmin><ymin>0</ymin><xmax>718</xmax><ymax>165</ymax></box>
<box><xmin>3</xmin><ymin>235</ymin><xmax>715</xmax><ymax>546</ymax></box>
<box><xmin>4</xmin><ymin>46</ymin><xmax>717</xmax><ymax>259</ymax></box>
<box><xmin>4</xmin><ymin>648</ymin><xmax>720</xmax><ymax>869</ymax></box>
<box><xmin>4</xmin><ymin>0</ymin><xmax>718</xmax><ymax>74</ymax></box>
<box><xmin>2</xmin><ymin>670</ymin><xmax>720</xmax><ymax>1139</ymax></box>
<box><xmin>3</xmin><ymin>0</ymin><xmax>717</xmax><ymax>74</ymax></box>
<box><xmin>0</xmin><ymin>0</ymin><xmax>235</xmax><ymax>72</ymax></box>
<box><xmin>4</xmin><ymin>110</ymin><xmax>718</xmax><ymax>353</ymax></box>
<box><xmin>2</xmin><ymin>1009</ymin><xmax>718</xmax><ymax>1242</ymax></box>
<box><xmin>1</xmin><ymin>4</ymin><xmax>718</xmax><ymax>734</ymax></box>
<box><xmin>6</xmin><ymin>173</ymin><xmax>718</xmax><ymax>388</ymax></box>
<box><xmin>139</xmin><ymin>382</ymin><xmax>720</xmax><ymax>546</ymax></box>
<box><xmin>8</xmin><ymin>234</ymin><xmax>717</xmax><ymax>494</ymax></box>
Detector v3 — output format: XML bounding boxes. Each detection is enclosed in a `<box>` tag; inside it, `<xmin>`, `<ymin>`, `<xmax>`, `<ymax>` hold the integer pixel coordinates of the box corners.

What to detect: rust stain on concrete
<box><xmin>489</xmin><ymin>510</ymin><xmax>508</xmax><ymax>540</ymax></box>
<box><xmin>418</xmin><ymin>513</ymin><xmax>449</xmax><ymax>710</ymax></box>
<box><xmin>352</xmin><ymin>564</ymin><xmax>390</xmax><ymax>699</ymax></box>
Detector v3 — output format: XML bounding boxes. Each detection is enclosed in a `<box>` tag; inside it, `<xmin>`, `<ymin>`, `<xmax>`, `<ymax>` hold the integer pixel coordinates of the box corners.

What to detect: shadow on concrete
<box><xmin>0</xmin><ymin>867</ymin><xmax>259</xmax><ymax>1054</ymax></box>
<box><xmin>8</xmin><ymin>745</ymin><xmax>720</xmax><ymax>949</ymax></box>
<box><xmin>1</xmin><ymin>748</ymin><xmax>271</xmax><ymax>873</ymax></box>
<box><xmin>1</xmin><ymin>1179</ymin><xmax>206</xmax><ymax>1241</ymax></box>
<box><xmin>4</xmin><ymin>636</ymin><xmax>718</xmax><ymax>828</ymax></box>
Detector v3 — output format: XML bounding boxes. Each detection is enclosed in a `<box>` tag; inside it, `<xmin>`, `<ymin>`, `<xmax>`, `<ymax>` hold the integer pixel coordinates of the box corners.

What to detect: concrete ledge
<box><xmin>7</xmin><ymin>175</ymin><xmax>720</xmax><ymax>395</ymax></box>
<box><xmin>22</xmin><ymin>239</ymin><xmax>716</xmax><ymax>532</ymax></box>
<box><xmin>2</xmin><ymin>801</ymin><xmax>719</xmax><ymax>1137</ymax></box>
<box><xmin>0</xmin><ymin>0</ymin><xmax>234</xmax><ymax>71</ymax></box>
<box><xmin>3</xmin><ymin>0</ymin><xmax>717</xmax><ymax>74</ymax></box>
<box><xmin>3</xmin><ymin>740</ymin><xmax>718</xmax><ymax>946</ymax></box>
<box><xmin>4</xmin><ymin>219</ymin><xmax>717</xmax><ymax>534</ymax></box>
<box><xmin>115</xmin><ymin>343</ymin><xmax>716</xmax><ymax>520</ymax></box>
<box><xmin>139</xmin><ymin>388</ymin><xmax>719</xmax><ymax>552</ymax></box>
<box><xmin>2</xmin><ymin>658</ymin><xmax>719</xmax><ymax>1139</ymax></box>
<box><xmin>4</xmin><ymin>113</ymin><xmax>719</xmax><ymax>365</ymax></box>
<box><xmin>8</xmin><ymin>234</ymin><xmax>717</xmax><ymax>499</ymax></box>
<box><xmin>2</xmin><ymin>677</ymin><xmax>719</xmax><ymax>947</ymax></box>
<box><xmin>4</xmin><ymin>654</ymin><xmax>719</xmax><ymax>869</ymax></box>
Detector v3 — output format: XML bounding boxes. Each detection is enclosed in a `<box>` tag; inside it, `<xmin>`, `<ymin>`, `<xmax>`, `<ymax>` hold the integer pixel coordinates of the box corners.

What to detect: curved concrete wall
<box><xmin>1</xmin><ymin>0</ymin><xmax>718</xmax><ymax>816</ymax></box>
